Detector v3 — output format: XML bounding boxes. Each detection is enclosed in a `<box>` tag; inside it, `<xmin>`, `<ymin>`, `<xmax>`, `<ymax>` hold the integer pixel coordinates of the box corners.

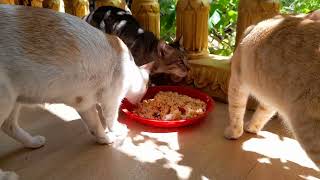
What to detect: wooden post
<box><xmin>61</xmin><ymin>0</ymin><xmax>89</xmax><ymax>17</ymax></box>
<box><xmin>131</xmin><ymin>0</ymin><xmax>160</xmax><ymax>38</ymax></box>
<box><xmin>176</xmin><ymin>0</ymin><xmax>210</xmax><ymax>59</ymax></box>
<box><xmin>31</xmin><ymin>0</ymin><xmax>43</xmax><ymax>7</ymax></box>
<box><xmin>43</xmin><ymin>0</ymin><xmax>65</xmax><ymax>12</ymax></box>
<box><xmin>235</xmin><ymin>0</ymin><xmax>280</xmax><ymax>48</ymax></box>
<box><xmin>63</xmin><ymin>0</ymin><xmax>73</xmax><ymax>14</ymax></box>
<box><xmin>175</xmin><ymin>0</ymin><xmax>231</xmax><ymax>102</ymax></box>
<box><xmin>95</xmin><ymin>0</ymin><xmax>128</xmax><ymax>10</ymax></box>
<box><xmin>72</xmin><ymin>0</ymin><xmax>89</xmax><ymax>17</ymax></box>
<box><xmin>0</xmin><ymin>0</ymin><xmax>15</xmax><ymax>5</ymax></box>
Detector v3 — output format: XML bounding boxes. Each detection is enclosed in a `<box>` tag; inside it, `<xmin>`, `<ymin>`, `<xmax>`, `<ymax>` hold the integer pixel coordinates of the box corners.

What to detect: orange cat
<box><xmin>225</xmin><ymin>10</ymin><xmax>320</xmax><ymax>167</ymax></box>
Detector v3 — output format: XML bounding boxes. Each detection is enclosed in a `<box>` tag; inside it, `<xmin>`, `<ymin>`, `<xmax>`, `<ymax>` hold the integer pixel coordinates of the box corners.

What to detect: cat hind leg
<box><xmin>1</xmin><ymin>103</ymin><xmax>46</xmax><ymax>148</ymax></box>
<box><xmin>0</xmin><ymin>81</ymin><xmax>45</xmax><ymax>148</ymax></box>
<box><xmin>244</xmin><ymin>103</ymin><xmax>276</xmax><ymax>134</ymax></box>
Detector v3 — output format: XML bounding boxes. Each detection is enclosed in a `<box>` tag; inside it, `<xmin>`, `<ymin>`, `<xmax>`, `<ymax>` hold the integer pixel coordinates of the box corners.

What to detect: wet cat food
<box><xmin>133</xmin><ymin>91</ymin><xmax>206</xmax><ymax>120</ymax></box>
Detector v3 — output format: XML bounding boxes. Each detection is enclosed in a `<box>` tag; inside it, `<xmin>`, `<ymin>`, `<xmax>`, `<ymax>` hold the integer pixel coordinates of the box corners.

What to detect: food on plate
<box><xmin>133</xmin><ymin>91</ymin><xmax>206</xmax><ymax>120</ymax></box>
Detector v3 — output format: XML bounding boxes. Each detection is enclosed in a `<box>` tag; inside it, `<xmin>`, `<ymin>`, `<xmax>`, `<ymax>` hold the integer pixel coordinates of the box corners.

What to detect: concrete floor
<box><xmin>0</xmin><ymin>102</ymin><xmax>319</xmax><ymax>180</ymax></box>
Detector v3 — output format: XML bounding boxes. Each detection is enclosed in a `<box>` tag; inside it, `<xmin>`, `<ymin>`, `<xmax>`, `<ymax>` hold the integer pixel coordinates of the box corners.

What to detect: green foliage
<box><xmin>208</xmin><ymin>0</ymin><xmax>238</xmax><ymax>56</ymax></box>
<box><xmin>159</xmin><ymin>0</ymin><xmax>320</xmax><ymax>56</ymax></box>
<box><xmin>159</xmin><ymin>0</ymin><xmax>178</xmax><ymax>42</ymax></box>
<box><xmin>281</xmin><ymin>0</ymin><xmax>320</xmax><ymax>13</ymax></box>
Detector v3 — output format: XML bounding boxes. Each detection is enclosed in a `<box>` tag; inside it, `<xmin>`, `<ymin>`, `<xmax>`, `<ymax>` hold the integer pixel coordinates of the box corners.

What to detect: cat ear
<box><xmin>157</xmin><ymin>40</ymin><xmax>175</xmax><ymax>59</ymax></box>
<box><xmin>157</xmin><ymin>40</ymin><xmax>166</xmax><ymax>58</ymax></box>
<box><xmin>179</xmin><ymin>36</ymin><xmax>183</xmax><ymax>46</ymax></box>
<box><xmin>168</xmin><ymin>37</ymin><xmax>186</xmax><ymax>56</ymax></box>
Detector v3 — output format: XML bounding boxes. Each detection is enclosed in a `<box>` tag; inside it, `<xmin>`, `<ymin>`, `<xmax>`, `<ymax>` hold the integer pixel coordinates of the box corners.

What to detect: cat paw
<box><xmin>94</xmin><ymin>130</ymin><xmax>127</xmax><ymax>145</ymax></box>
<box><xmin>224</xmin><ymin>125</ymin><xmax>243</xmax><ymax>139</ymax></box>
<box><xmin>244</xmin><ymin>121</ymin><xmax>261</xmax><ymax>134</ymax></box>
<box><xmin>94</xmin><ymin>132</ymin><xmax>116</xmax><ymax>144</ymax></box>
<box><xmin>94</xmin><ymin>124</ymin><xmax>128</xmax><ymax>145</ymax></box>
<box><xmin>109</xmin><ymin>123</ymin><xmax>128</xmax><ymax>137</ymax></box>
<box><xmin>25</xmin><ymin>135</ymin><xmax>46</xmax><ymax>148</ymax></box>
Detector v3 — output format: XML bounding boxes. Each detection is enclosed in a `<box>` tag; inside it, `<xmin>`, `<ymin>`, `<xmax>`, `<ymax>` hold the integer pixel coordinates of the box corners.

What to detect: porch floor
<box><xmin>0</xmin><ymin>102</ymin><xmax>319</xmax><ymax>180</ymax></box>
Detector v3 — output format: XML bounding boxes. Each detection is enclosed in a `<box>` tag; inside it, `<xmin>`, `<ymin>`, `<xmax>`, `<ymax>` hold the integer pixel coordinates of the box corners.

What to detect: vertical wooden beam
<box><xmin>235</xmin><ymin>0</ymin><xmax>280</xmax><ymax>48</ymax></box>
<box><xmin>95</xmin><ymin>0</ymin><xmax>128</xmax><ymax>10</ymax></box>
<box><xmin>0</xmin><ymin>0</ymin><xmax>15</xmax><ymax>5</ymax></box>
<box><xmin>64</xmin><ymin>0</ymin><xmax>73</xmax><ymax>14</ymax></box>
<box><xmin>43</xmin><ymin>0</ymin><xmax>65</xmax><ymax>12</ymax></box>
<box><xmin>31</xmin><ymin>0</ymin><xmax>43</xmax><ymax>7</ymax></box>
<box><xmin>176</xmin><ymin>0</ymin><xmax>210</xmax><ymax>59</ymax></box>
<box><xmin>72</xmin><ymin>0</ymin><xmax>89</xmax><ymax>17</ymax></box>
<box><xmin>131</xmin><ymin>0</ymin><xmax>160</xmax><ymax>38</ymax></box>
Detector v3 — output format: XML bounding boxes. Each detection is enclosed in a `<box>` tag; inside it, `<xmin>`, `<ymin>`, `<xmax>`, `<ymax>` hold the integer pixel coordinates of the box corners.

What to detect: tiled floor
<box><xmin>0</xmin><ymin>102</ymin><xmax>319</xmax><ymax>180</ymax></box>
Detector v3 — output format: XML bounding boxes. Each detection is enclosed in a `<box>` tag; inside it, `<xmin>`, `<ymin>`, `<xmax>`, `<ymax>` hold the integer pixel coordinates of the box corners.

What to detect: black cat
<box><xmin>84</xmin><ymin>6</ymin><xmax>188</xmax><ymax>79</ymax></box>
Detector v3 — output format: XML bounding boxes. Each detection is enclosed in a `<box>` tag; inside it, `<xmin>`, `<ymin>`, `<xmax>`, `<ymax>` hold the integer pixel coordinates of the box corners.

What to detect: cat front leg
<box><xmin>99</xmin><ymin>101</ymin><xmax>128</xmax><ymax>140</ymax></box>
<box><xmin>0</xmin><ymin>82</ymin><xmax>44</xmax><ymax>148</ymax></box>
<box><xmin>78</xmin><ymin>104</ymin><xmax>113</xmax><ymax>144</ymax></box>
<box><xmin>1</xmin><ymin>103</ymin><xmax>46</xmax><ymax>148</ymax></box>
<box><xmin>99</xmin><ymin>91</ymin><xmax>128</xmax><ymax>142</ymax></box>
<box><xmin>96</xmin><ymin>104</ymin><xmax>107</xmax><ymax>129</ymax></box>
<box><xmin>244</xmin><ymin>103</ymin><xmax>276</xmax><ymax>134</ymax></box>
<box><xmin>224</xmin><ymin>72</ymin><xmax>249</xmax><ymax>139</ymax></box>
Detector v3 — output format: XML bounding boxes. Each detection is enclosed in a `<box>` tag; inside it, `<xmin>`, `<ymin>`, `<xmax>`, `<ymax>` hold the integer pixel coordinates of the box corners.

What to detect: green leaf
<box><xmin>211</xmin><ymin>10</ymin><xmax>221</xmax><ymax>25</ymax></box>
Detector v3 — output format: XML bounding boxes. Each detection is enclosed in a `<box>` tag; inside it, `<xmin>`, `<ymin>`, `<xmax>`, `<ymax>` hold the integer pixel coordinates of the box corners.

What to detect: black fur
<box><xmin>85</xmin><ymin>6</ymin><xmax>160</xmax><ymax>66</ymax></box>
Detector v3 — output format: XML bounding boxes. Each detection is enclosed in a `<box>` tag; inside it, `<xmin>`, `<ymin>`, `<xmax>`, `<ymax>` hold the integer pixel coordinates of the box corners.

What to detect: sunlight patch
<box><xmin>257</xmin><ymin>157</ymin><xmax>271</xmax><ymax>164</ymax></box>
<box><xmin>140</xmin><ymin>132</ymin><xmax>180</xmax><ymax>150</ymax></box>
<box><xmin>242</xmin><ymin>131</ymin><xmax>319</xmax><ymax>171</ymax></box>
<box><xmin>299</xmin><ymin>175</ymin><xmax>320</xmax><ymax>180</ymax></box>
<box><xmin>44</xmin><ymin>103</ymin><xmax>80</xmax><ymax>121</ymax></box>
<box><xmin>201</xmin><ymin>175</ymin><xmax>210</xmax><ymax>180</ymax></box>
<box><xmin>164</xmin><ymin>163</ymin><xmax>192</xmax><ymax>180</ymax></box>
<box><xmin>116</xmin><ymin>132</ymin><xmax>192</xmax><ymax>179</ymax></box>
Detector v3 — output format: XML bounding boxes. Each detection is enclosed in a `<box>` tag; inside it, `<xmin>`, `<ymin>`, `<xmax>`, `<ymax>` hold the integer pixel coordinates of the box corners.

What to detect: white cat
<box><xmin>224</xmin><ymin>10</ymin><xmax>320</xmax><ymax>167</ymax></box>
<box><xmin>0</xmin><ymin>5</ymin><xmax>150</xmax><ymax>148</ymax></box>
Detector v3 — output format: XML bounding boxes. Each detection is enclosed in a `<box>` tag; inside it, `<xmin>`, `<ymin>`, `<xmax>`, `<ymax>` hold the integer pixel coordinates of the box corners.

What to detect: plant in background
<box><xmin>159</xmin><ymin>0</ymin><xmax>177</xmax><ymax>42</ymax></box>
<box><xmin>281</xmin><ymin>0</ymin><xmax>319</xmax><ymax>13</ymax></box>
<box><xmin>208</xmin><ymin>0</ymin><xmax>238</xmax><ymax>56</ymax></box>
<box><xmin>159</xmin><ymin>0</ymin><xmax>239</xmax><ymax>56</ymax></box>
<box><xmin>159</xmin><ymin>0</ymin><xmax>320</xmax><ymax>56</ymax></box>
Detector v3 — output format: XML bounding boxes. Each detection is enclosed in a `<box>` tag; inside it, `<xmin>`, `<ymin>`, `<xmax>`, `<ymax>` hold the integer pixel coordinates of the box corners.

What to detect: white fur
<box><xmin>0</xmin><ymin>5</ymin><xmax>149</xmax><ymax>148</ymax></box>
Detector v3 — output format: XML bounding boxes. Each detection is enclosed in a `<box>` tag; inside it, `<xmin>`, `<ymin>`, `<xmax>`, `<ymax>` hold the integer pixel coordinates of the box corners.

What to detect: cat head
<box><xmin>150</xmin><ymin>40</ymin><xmax>189</xmax><ymax>78</ymax></box>
<box><xmin>126</xmin><ymin>31</ymin><xmax>188</xmax><ymax>80</ymax></box>
<box><xmin>125</xmin><ymin>62</ymin><xmax>153</xmax><ymax>104</ymax></box>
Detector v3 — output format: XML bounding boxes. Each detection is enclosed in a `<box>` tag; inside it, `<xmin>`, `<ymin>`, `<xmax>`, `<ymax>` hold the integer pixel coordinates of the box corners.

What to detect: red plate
<box><xmin>120</xmin><ymin>86</ymin><xmax>214</xmax><ymax>128</ymax></box>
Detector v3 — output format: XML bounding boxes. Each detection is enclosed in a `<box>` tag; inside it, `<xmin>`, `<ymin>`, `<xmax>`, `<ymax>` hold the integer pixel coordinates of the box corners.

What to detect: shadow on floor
<box><xmin>0</xmin><ymin>104</ymin><xmax>319</xmax><ymax>180</ymax></box>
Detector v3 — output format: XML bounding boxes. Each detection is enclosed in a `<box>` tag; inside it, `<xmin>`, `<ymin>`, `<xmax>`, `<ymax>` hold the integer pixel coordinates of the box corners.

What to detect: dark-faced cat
<box><xmin>83</xmin><ymin>6</ymin><xmax>188</xmax><ymax>79</ymax></box>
